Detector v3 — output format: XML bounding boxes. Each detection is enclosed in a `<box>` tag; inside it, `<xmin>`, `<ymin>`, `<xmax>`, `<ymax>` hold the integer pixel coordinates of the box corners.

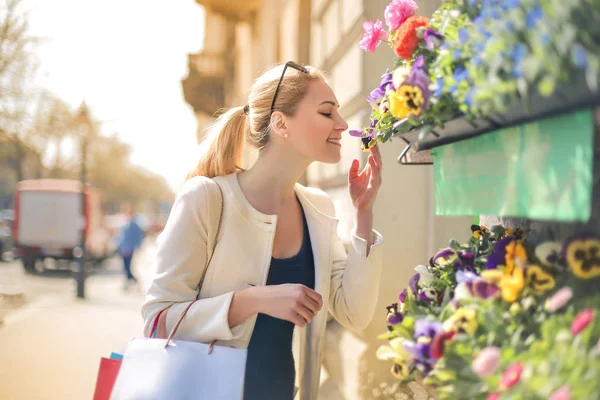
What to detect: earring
<box><xmin>284</xmin><ymin>133</ymin><xmax>289</xmax><ymax>138</ymax></box>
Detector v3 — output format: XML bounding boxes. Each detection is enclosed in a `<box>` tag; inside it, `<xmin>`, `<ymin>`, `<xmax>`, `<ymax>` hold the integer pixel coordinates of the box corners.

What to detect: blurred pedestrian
<box><xmin>143</xmin><ymin>62</ymin><xmax>384</xmax><ymax>399</ymax></box>
<box><xmin>117</xmin><ymin>202</ymin><xmax>144</xmax><ymax>291</ymax></box>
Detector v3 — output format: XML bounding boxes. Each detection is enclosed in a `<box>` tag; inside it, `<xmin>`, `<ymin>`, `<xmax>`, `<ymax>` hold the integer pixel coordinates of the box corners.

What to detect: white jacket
<box><xmin>142</xmin><ymin>172</ymin><xmax>384</xmax><ymax>399</ymax></box>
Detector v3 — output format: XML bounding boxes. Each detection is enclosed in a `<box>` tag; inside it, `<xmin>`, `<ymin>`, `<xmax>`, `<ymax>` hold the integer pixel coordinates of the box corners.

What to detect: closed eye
<box><xmin>320</xmin><ymin>112</ymin><xmax>332</xmax><ymax>118</ymax></box>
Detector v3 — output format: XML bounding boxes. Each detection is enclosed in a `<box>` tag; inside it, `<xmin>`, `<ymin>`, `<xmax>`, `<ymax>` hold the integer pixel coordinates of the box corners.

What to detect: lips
<box><xmin>327</xmin><ymin>138</ymin><xmax>341</xmax><ymax>145</ymax></box>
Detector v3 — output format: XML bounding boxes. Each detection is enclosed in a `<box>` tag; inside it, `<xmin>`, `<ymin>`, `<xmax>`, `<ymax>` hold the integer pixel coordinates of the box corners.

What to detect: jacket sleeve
<box><xmin>141</xmin><ymin>177</ymin><xmax>242</xmax><ymax>342</ymax></box>
<box><xmin>328</xmin><ymin>203</ymin><xmax>384</xmax><ymax>332</ymax></box>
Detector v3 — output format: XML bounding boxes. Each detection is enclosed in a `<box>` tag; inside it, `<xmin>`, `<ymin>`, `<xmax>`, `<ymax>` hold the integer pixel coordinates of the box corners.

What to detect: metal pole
<box><xmin>76</xmin><ymin>135</ymin><xmax>87</xmax><ymax>299</ymax></box>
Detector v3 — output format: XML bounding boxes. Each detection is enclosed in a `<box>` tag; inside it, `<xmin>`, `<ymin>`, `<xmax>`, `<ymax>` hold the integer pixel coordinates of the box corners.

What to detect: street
<box><xmin>0</xmin><ymin>238</ymin><xmax>156</xmax><ymax>400</ymax></box>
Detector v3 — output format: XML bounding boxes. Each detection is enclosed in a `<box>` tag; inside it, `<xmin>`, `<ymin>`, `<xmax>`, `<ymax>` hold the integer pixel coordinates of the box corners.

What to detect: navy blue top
<box><xmin>243</xmin><ymin>203</ymin><xmax>315</xmax><ymax>400</ymax></box>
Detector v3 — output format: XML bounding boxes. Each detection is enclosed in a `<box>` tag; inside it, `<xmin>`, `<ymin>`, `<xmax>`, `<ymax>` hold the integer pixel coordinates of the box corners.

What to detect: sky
<box><xmin>25</xmin><ymin>0</ymin><xmax>206</xmax><ymax>190</ymax></box>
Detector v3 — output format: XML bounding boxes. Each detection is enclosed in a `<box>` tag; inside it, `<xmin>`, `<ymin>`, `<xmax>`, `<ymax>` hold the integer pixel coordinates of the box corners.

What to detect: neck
<box><xmin>238</xmin><ymin>144</ymin><xmax>311</xmax><ymax>213</ymax></box>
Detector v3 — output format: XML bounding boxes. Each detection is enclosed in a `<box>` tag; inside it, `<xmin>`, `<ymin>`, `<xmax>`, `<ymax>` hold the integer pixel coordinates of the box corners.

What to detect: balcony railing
<box><xmin>196</xmin><ymin>0</ymin><xmax>261</xmax><ymax>21</ymax></box>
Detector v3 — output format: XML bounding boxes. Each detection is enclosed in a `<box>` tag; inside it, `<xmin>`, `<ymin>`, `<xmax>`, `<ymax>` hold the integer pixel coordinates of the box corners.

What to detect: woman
<box><xmin>142</xmin><ymin>62</ymin><xmax>384</xmax><ymax>400</ymax></box>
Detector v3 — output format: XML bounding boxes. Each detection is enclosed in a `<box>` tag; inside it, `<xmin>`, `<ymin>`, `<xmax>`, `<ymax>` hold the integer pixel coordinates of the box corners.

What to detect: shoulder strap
<box><xmin>163</xmin><ymin>179</ymin><xmax>224</xmax><ymax>348</ymax></box>
<box><xmin>198</xmin><ymin>179</ymin><xmax>224</xmax><ymax>292</ymax></box>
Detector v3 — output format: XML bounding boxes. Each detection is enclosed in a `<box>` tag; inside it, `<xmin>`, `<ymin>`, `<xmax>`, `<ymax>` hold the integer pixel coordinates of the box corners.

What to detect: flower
<box><xmin>505</xmin><ymin>227</ymin><xmax>525</xmax><ymax>239</ymax></box>
<box><xmin>389</xmin><ymin>56</ymin><xmax>430</xmax><ymax>119</ymax></box>
<box><xmin>469</xmin><ymin>279</ymin><xmax>500</xmax><ymax>299</ymax></box>
<box><xmin>399</xmin><ymin>288</ymin><xmax>407</xmax><ymax>303</ymax></box>
<box><xmin>472</xmin><ymin>347</ymin><xmax>501</xmax><ymax>378</ymax></box>
<box><xmin>423</xmin><ymin>28</ymin><xmax>443</xmax><ymax>50</ymax></box>
<box><xmin>414</xmin><ymin>265</ymin><xmax>434</xmax><ymax>286</ymax></box>
<box><xmin>505</xmin><ymin>240</ymin><xmax>527</xmax><ymax>275</ymax></box>
<box><xmin>377</xmin><ymin>337</ymin><xmax>413</xmax><ymax>379</ymax></box>
<box><xmin>563</xmin><ymin>238</ymin><xmax>600</xmax><ymax>279</ymax></box>
<box><xmin>571</xmin><ymin>308</ymin><xmax>594</xmax><ymax>335</ymax></box>
<box><xmin>549</xmin><ymin>386</ymin><xmax>571</xmax><ymax>400</ymax></box>
<box><xmin>408</xmin><ymin>272</ymin><xmax>420</xmax><ymax>295</ymax></box>
<box><xmin>360</xmin><ymin>20</ymin><xmax>388</xmax><ymax>53</ymax></box>
<box><xmin>535</xmin><ymin>241</ymin><xmax>564</xmax><ymax>269</ymax></box>
<box><xmin>500</xmin><ymin>362</ymin><xmax>523</xmax><ymax>389</ymax></box>
<box><xmin>525</xmin><ymin>5</ymin><xmax>543</xmax><ymax>29</ymax></box>
<box><xmin>366</xmin><ymin>87</ymin><xmax>385</xmax><ymax>107</ymax></box>
<box><xmin>384</xmin><ymin>0</ymin><xmax>418</xmax><ymax>31</ymax></box>
<box><xmin>419</xmin><ymin>287</ymin><xmax>438</xmax><ymax>302</ymax></box>
<box><xmin>386</xmin><ymin>303</ymin><xmax>403</xmax><ymax>325</ymax></box>
<box><xmin>572</xmin><ymin>44</ymin><xmax>588</xmax><ymax>69</ymax></box>
<box><xmin>526</xmin><ymin>265</ymin><xmax>555</xmax><ymax>293</ymax></box>
<box><xmin>392</xmin><ymin>15</ymin><xmax>429</xmax><ymax>60</ymax></box>
<box><xmin>431</xmin><ymin>330</ymin><xmax>456</xmax><ymax>359</ymax></box>
<box><xmin>431</xmin><ymin>248</ymin><xmax>456</xmax><ymax>267</ymax></box>
<box><xmin>499</xmin><ymin>267</ymin><xmax>526</xmax><ymax>302</ymax></box>
<box><xmin>486</xmin><ymin>394</ymin><xmax>500</xmax><ymax>400</ymax></box>
<box><xmin>471</xmin><ymin>224</ymin><xmax>490</xmax><ymax>239</ymax></box>
<box><xmin>486</xmin><ymin>236</ymin><xmax>514</xmax><ymax>269</ymax></box>
<box><xmin>392</xmin><ymin>66</ymin><xmax>410</xmax><ymax>90</ymax></box>
<box><xmin>414</xmin><ymin>319</ymin><xmax>443</xmax><ymax>339</ymax></box>
<box><xmin>546</xmin><ymin>287</ymin><xmax>573</xmax><ymax>312</ymax></box>
<box><xmin>456</xmin><ymin>270</ymin><xmax>478</xmax><ymax>285</ymax></box>
<box><xmin>456</xmin><ymin>251</ymin><xmax>475</xmax><ymax>272</ymax></box>
<box><xmin>444</xmin><ymin>308</ymin><xmax>477</xmax><ymax>335</ymax></box>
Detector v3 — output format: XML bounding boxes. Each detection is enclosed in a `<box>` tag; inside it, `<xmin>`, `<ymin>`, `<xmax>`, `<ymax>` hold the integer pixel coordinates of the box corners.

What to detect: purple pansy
<box><xmin>399</xmin><ymin>288</ymin><xmax>407</xmax><ymax>303</ymax></box>
<box><xmin>486</xmin><ymin>236</ymin><xmax>514</xmax><ymax>269</ymax></box>
<box><xmin>423</xmin><ymin>28</ymin><xmax>443</xmax><ymax>50</ymax></box>
<box><xmin>397</xmin><ymin>55</ymin><xmax>431</xmax><ymax>114</ymax></box>
<box><xmin>419</xmin><ymin>288</ymin><xmax>438</xmax><ymax>302</ymax></box>
<box><xmin>456</xmin><ymin>251</ymin><xmax>475</xmax><ymax>272</ymax></box>
<box><xmin>431</xmin><ymin>248</ymin><xmax>455</xmax><ymax>267</ymax></box>
<box><xmin>468</xmin><ymin>279</ymin><xmax>500</xmax><ymax>299</ymax></box>
<box><xmin>386</xmin><ymin>303</ymin><xmax>404</xmax><ymax>325</ymax></box>
<box><xmin>414</xmin><ymin>319</ymin><xmax>443</xmax><ymax>339</ymax></box>
<box><xmin>456</xmin><ymin>270</ymin><xmax>478</xmax><ymax>285</ymax></box>
<box><xmin>409</xmin><ymin>272</ymin><xmax>420</xmax><ymax>294</ymax></box>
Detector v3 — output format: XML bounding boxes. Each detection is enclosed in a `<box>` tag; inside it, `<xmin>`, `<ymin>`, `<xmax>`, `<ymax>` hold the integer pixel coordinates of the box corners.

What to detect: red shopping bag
<box><xmin>92</xmin><ymin>357</ymin><xmax>122</xmax><ymax>400</ymax></box>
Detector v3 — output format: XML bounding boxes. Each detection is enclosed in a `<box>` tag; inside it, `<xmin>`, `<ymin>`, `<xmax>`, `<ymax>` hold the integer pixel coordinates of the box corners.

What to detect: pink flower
<box><xmin>360</xmin><ymin>20</ymin><xmax>388</xmax><ymax>53</ymax></box>
<box><xmin>384</xmin><ymin>0</ymin><xmax>418</xmax><ymax>32</ymax></box>
<box><xmin>571</xmin><ymin>308</ymin><xmax>595</xmax><ymax>335</ymax></box>
<box><xmin>486</xmin><ymin>394</ymin><xmax>500</xmax><ymax>400</ymax></box>
<box><xmin>499</xmin><ymin>362</ymin><xmax>523</xmax><ymax>389</ymax></box>
<box><xmin>547</xmin><ymin>287</ymin><xmax>573</xmax><ymax>312</ymax></box>
<box><xmin>549</xmin><ymin>386</ymin><xmax>571</xmax><ymax>400</ymax></box>
<box><xmin>472</xmin><ymin>347</ymin><xmax>501</xmax><ymax>378</ymax></box>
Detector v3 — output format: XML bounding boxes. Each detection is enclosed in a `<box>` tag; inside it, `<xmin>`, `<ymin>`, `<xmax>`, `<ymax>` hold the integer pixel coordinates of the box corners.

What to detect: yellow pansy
<box><xmin>443</xmin><ymin>308</ymin><xmax>478</xmax><ymax>335</ymax></box>
<box><xmin>565</xmin><ymin>238</ymin><xmax>600</xmax><ymax>279</ymax></box>
<box><xmin>389</xmin><ymin>85</ymin><xmax>426</xmax><ymax>119</ymax></box>
<box><xmin>481</xmin><ymin>269</ymin><xmax>504</xmax><ymax>285</ymax></box>
<box><xmin>499</xmin><ymin>267</ymin><xmax>526</xmax><ymax>302</ymax></box>
<box><xmin>505</xmin><ymin>241</ymin><xmax>527</xmax><ymax>276</ymax></box>
<box><xmin>526</xmin><ymin>265</ymin><xmax>556</xmax><ymax>293</ymax></box>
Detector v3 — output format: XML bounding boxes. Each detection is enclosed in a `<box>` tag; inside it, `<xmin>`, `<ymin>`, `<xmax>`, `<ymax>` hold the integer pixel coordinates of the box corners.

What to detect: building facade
<box><xmin>182</xmin><ymin>0</ymin><xmax>471</xmax><ymax>397</ymax></box>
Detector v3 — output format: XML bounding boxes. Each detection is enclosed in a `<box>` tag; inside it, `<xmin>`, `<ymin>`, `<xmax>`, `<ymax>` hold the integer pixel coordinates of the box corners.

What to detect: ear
<box><xmin>270</xmin><ymin>111</ymin><xmax>288</xmax><ymax>138</ymax></box>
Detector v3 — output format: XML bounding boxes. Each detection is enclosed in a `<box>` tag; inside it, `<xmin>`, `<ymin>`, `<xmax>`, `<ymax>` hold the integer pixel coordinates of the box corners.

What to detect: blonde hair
<box><xmin>186</xmin><ymin>63</ymin><xmax>324</xmax><ymax>179</ymax></box>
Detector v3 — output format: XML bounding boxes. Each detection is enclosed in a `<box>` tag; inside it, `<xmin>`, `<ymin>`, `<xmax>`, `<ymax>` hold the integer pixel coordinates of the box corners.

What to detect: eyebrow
<box><xmin>319</xmin><ymin>100</ymin><xmax>339</xmax><ymax>107</ymax></box>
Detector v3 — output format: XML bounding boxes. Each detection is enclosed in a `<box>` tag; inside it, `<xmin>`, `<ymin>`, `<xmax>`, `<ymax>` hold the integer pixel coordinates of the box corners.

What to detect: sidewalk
<box><xmin>0</xmin><ymin>240</ymin><xmax>155</xmax><ymax>400</ymax></box>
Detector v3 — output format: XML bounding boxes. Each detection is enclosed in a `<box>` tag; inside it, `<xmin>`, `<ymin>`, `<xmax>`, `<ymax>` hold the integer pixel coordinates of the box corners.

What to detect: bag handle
<box><xmin>162</xmin><ymin>180</ymin><xmax>225</xmax><ymax>349</ymax></box>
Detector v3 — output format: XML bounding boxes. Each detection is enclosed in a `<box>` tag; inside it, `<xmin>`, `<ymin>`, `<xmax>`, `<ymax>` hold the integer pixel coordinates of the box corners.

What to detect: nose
<box><xmin>336</xmin><ymin>115</ymin><xmax>348</xmax><ymax>131</ymax></box>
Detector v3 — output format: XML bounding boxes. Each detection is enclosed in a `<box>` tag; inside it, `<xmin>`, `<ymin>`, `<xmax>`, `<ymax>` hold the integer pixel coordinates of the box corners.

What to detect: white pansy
<box><xmin>414</xmin><ymin>265</ymin><xmax>434</xmax><ymax>286</ymax></box>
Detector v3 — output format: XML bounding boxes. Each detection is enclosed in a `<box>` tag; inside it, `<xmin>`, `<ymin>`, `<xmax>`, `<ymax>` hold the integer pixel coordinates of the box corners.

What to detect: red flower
<box><xmin>571</xmin><ymin>308</ymin><xmax>595</xmax><ymax>335</ymax></box>
<box><xmin>500</xmin><ymin>362</ymin><xmax>523</xmax><ymax>389</ymax></box>
<box><xmin>393</xmin><ymin>15</ymin><xmax>429</xmax><ymax>61</ymax></box>
<box><xmin>430</xmin><ymin>330</ymin><xmax>456</xmax><ymax>359</ymax></box>
<box><xmin>486</xmin><ymin>394</ymin><xmax>500</xmax><ymax>400</ymax></box>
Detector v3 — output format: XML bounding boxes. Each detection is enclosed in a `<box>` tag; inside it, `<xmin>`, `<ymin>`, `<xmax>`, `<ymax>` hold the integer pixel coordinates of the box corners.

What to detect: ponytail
<box><xmin>186</xmin><ymin>106</ymin><xmax>247</xmax><ymax>180</ymax></box>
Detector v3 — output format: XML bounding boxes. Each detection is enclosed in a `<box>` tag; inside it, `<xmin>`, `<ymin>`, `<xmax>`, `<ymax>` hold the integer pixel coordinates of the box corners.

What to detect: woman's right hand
<box><xmin>256</xmin><ymin>284</ymin><xmax>323</xmax><ymax>327</ymax></box>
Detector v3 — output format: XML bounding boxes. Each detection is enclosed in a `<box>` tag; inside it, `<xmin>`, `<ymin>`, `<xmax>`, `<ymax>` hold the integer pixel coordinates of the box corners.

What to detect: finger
<box><xmin>368</xmin><ymin>158</ymin><xmax>381</xmax><ymax>187</ymax></box>
<box><xmin>289</xmin><ymin>312</ymin><xmax>307</xmax><ymax>327</ymax></box>
<box><xmin>304</xmin><ymin>289</ymin><xmax>323</xmax><ymax>310</ymax></box>
<box><xmin>371</xmin><ymin>145</ymin><xmax>382</xmax><ymax>169</ymax></box>
<box><xmin>348</xmin><ymin>159</ymin><xmax>359</xmax><ymax>181</ymax></box>
<box><xmin>294</xmin><ymin>304</ymin><xmax>315</xmax><ymax>323</ymax></box>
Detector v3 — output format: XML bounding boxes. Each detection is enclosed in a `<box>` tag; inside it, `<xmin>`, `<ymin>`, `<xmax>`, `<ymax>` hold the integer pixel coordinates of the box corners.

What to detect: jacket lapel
<box><xmin>294</xmin><ymin>185</ymin><xmax>339</xmax><ymax>399</ymax></box>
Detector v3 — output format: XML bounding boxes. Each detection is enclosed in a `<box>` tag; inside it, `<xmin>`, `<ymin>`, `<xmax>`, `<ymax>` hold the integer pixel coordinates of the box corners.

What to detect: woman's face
<box><xmin>284</xmin><ymin>79</ymin><xmax>348</xmax><ymax>164</ymax></box>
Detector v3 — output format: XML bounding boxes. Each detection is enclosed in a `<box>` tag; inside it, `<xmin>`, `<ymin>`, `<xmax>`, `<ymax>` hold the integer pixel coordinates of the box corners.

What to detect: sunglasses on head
<box><xmin>270</xmin><ymin>61</ymin><xmax>309</xmax><ymax>116</ymax></box>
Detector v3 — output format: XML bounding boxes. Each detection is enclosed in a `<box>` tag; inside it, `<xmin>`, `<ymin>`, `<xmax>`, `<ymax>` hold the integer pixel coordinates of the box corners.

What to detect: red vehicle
<box><xmin>13</xmin><ymin>179</ymin><xmax>114</xmax><ymax>273</ymax></box>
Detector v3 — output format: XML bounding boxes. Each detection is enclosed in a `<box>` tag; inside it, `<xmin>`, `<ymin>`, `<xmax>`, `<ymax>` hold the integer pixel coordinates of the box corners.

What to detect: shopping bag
<box><xmin>92</xmin><ymin>354</ymin><xmax>123</xmax><ymax>400</ymax></box>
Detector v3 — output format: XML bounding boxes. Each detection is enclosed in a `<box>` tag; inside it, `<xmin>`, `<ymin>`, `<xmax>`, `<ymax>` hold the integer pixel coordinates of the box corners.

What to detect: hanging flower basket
<box><xmin>350</xmin><ymin>0</ymin><xmax>600</xmax><ymax>159</ymax></box>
